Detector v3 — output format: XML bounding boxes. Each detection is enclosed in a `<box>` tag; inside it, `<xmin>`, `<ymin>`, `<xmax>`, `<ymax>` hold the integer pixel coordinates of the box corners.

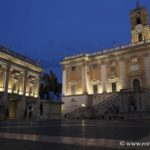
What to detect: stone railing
<box><xmin>66</xmin><ymin>107</ymin><xmax>83</xmax><ymax>118</ymax></box>
<box><xmin>64</xmin><ymin>40</ymin><xmax>150</xmax><ymax>60</ymax></box>
<box><xmin>94</xmin><ymin>93</ymin><xmax>120</xmax><ymax>111</ymax></box>
<box><xmin>121</xmin><ymin>87</ymin><xmax>150</xmax><ymax>93</ymax></box>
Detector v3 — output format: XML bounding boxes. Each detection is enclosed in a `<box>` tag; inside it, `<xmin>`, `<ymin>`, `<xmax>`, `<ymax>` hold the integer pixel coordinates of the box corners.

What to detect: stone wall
<box><xmin>39</xmin><ymin>100</ymin><xmax>62</xmax><ymax>120</ymax></box>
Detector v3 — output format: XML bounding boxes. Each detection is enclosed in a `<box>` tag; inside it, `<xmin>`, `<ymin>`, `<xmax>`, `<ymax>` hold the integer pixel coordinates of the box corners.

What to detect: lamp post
<box><xmin>81</xmin><ymin>104</ymin><xmax>86</xmax><ymax>119</ymax></box>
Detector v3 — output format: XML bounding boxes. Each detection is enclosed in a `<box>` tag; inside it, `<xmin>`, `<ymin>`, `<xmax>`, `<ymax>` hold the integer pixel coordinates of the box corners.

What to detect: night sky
<box><xmin>0</xmin><ymin>0</ymin><xmax>150</xmax><ymax>82</ymax></box>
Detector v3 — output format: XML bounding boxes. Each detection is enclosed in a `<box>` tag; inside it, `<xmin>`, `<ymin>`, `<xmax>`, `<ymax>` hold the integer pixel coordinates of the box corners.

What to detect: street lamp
<box><xmin>81</xmin><ymin>104</ymin><xmax>86</xmax><ymax>119</ymax></box>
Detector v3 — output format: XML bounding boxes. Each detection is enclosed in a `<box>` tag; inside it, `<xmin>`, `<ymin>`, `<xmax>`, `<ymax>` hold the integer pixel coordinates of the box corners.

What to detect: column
<box><xmin>101</xmin><ymin>63</ymin><xmax>107</xmax><ymax>93</ymax></box>
<box><xmin>0</xmin><ymin>67</ymin><xmax>5</xmax><ymax>108</ymax></box>
<box><xmin>34</xmin><ymin>76</ymin><xmax>39</xmax><ymax>98</ymax></box>
<box><xmin>3</xmin><ymin>68</ymin><xmax>6</xmax><ymax>91</ymax></box>
<box><xmin>119</xmin><ymin>60</ymin><xmax>126</xmax><ymax>89</ymax></box>
<box><xmin>0</xmin><ymin>66</ymin><xmax>6</xmax><ymax>91</ymax></box>
<box><xmin>0</xmin><ymin>67</ymin><xmax>3</xmax><ymax>90</ymax></box>
<box><xmin>62</xmin><ymin>67</ymin><xmax>66</xmax><ymax>96</ymax></box>
<box><xmin>35</xmin><ymin>76</ymin><xmax>40</xmax><ymax>119</ymax></box>
<box><xmin>20</xmin><ymin>70</ymin><xmax>27</xmax><ymax>118</ymax></box>
<box><xmin>2</xmin><ymin>63</ymin><xmax>10</xmax><ymax>115</ymax></box>
<box><xmin>82</xmin><ymin>63</ymin><xmax>89</xmax><ymax>94</ymax></box>
<box><xmin>8</xmin><ymin>68</ymin><xmax>13</xmax><ymax>93</ymax></box>
<box><xmin>23</xmin><ymin>71</ymin><xmax>27</xmax><ymax>97</ymax></box>
<box><xmin>16</xmin><ymin>72</ymin><xmax>25</xmax><ymax>119</ymax></box>
<box><xmin>18</xmin><ymin>73</ymin><xmax>24</xmax><ymax>95</ymax></box>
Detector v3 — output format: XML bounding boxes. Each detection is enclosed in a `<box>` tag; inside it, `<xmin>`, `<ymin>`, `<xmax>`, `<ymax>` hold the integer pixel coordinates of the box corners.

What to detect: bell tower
<box><xmin>130</xmin><ymin>0</ymin><xmax>150</xmax><ymax>43</ymax></box>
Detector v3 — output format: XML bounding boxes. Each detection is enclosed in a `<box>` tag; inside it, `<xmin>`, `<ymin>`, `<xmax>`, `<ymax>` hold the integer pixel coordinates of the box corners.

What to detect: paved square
<box><xmin>0</xmin><ymin>120</ymin><xmax>150</xmax><ymax>150</ymax></box>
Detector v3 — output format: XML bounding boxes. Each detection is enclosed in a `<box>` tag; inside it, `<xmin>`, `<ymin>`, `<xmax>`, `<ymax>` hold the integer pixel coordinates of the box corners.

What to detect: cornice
<box><xmin>61</xmin><ymin>41</ymin><xmax>150</xmax><ymax>66</ymax></box>
<box><xmin>0</xmin><ymin>52</ymin><xmax>43</xmax><ymax>73</ymax></box>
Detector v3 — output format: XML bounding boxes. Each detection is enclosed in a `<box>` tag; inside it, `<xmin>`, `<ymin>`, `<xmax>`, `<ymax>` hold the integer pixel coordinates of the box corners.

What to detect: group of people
<box><xmin>24</xmin><ymin>103</ymin><xmax>33</xmax><ymax>119</ymax></box>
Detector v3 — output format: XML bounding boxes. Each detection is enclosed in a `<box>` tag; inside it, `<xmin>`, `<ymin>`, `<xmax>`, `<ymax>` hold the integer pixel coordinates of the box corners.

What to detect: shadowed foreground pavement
<box><xmin>0</xmin><ymin>119</ymin><xmax>150</xmax><ymax>150</ymax></box>
<box><xmin>0</xmin><ymin>138</ymin><xmax>119</xmax><ymax>150</ymax></box>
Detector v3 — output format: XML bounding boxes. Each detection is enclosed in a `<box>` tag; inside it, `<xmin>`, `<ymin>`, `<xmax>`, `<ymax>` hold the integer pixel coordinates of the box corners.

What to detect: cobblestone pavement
<box><xmin>0</xmin><ymin>119</ymin><xmax>150</xmax><ymax>150</ymax></box>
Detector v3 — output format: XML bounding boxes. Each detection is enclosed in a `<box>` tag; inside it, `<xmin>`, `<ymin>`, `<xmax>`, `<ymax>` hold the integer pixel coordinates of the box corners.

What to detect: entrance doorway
<box><xmin>93</xmin><ymin>84</ymin><xmax>98</xmax><ymax>94</ymax></box>
<box><xmin>112</xmin><ymin>82</ymin><xmax>117</xmax><ymax>92</ymax></box>
<box><xmin>9</xmin><ymin>101</ymin><xmax>17</xmax><ymax>119</ymax></box>
<box><xmin>128</xmin><ymin>96</ymin><xmax>136</xmax><ymax>112</ymax></box>
<box><xmin>133</xmin><ymin>79</ymin><xmax>140</xmax><ymax>90</ymax></box>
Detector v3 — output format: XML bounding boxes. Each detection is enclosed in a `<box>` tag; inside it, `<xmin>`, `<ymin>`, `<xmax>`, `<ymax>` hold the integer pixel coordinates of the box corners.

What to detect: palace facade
<box><xmin>0</xmin><ymin>46</ymin><xmax>43</xmax><ymax>120</ymax></box>
<box><xmin>61</xmin><ymin>4</ymin><xmax>150</xmax><ymax>118</ymax></box>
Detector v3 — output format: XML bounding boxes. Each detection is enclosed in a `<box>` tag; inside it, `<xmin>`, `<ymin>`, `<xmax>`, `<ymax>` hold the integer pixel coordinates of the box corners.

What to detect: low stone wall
<box><xmin>62</xmin><ymin>94</ymin><xmax>88</xmax><ymax>116</ymax></box>
<box><xmin>39</xmin><ymin>100</ymin><xmax>62</xmax><ymax>120</ymax></box>
<box><xmin>62</xmin><ymin>93</ymin><xmax>114</xmax><ymax>116</ymax></box>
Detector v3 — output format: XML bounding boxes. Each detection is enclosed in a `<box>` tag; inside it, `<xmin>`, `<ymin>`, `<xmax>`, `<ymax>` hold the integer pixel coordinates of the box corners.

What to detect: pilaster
<box><xmin>34</xmin><ymin>76</ymin><xmax>39</xmax><ymax>97</ymax></box>
<box><xmin>82</xmin><ymin>63</ymin><xmax>89</xmax><ymax>94</ymax></box>
<box><xmin>62</xmin><ymin>66</ymin><xmax>66</xmax><ymax>96</ymax></box>
<box><xmin>2</xmin><ymin>63</ymin><xmax>10</xmax><ymax>115</ymax></box>
<box><xmin>119</xmin><ymin>60</ymin><xmax>126</xmax><ymax>89</ymax></box>
<box><xmin>20</xmin><ymin>70</ymin><xmax>28</xmax><ymax>118</ymax></box>
<box><xmin>101</xmin><ymin>63</ymin><xmax>107</xmax><ymax>93</ymax></box>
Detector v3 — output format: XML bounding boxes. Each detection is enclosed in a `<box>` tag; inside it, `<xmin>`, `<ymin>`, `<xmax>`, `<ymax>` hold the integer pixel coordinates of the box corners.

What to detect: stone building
<box><xmin>0</xmin><ymin>46</ymin><xmax>43</xmax><ymax>120</ymax></box>
<box><xmin>61</xmin><ymin>3</ymin><xmax>150</xmax><ymax>118</ymax></box>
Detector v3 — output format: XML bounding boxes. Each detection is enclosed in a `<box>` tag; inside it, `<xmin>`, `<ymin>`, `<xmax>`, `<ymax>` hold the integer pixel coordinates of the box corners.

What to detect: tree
<box><xmin>39</xmin><ymin>70</ymin><xmax>62</xmax><ymax>100</ymax></box>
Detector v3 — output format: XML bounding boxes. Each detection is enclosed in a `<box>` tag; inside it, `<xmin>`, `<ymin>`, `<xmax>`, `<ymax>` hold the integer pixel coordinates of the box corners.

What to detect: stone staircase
<box><xmin>65</xmin><ymin>88</ymin><xmax>150</xmax><ymax>120</ymax></box>
<box><xmin>65</xmin><ymin>93</ymin><xmax>120</xmax><ymax>119</ymax></box>
<box><xmin>65</xmin><ymin>106</ymin><xmax>94</xmax><ymax>119</ymax></box>
<box><xmin>93</xmin><ymin>93</ymin><xmax>120</xmax><ymax>117</ymax></box>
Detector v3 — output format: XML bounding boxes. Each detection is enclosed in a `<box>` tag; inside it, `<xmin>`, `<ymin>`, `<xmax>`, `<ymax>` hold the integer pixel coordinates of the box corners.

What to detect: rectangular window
<box><xmin>71</xmin><ymin>85</ymin><xmax>76</xmax><ymax>95</ymax></box>
<box><xmin>131</xmin><ymin>57</ymin><xmax>138</xmax><ymax>63</ymax></box>
<box><xmin>93</xmin><ymin>84</ymin><xmax>98</xmax><ymax>94</ymax></box>
<box><xmin>110</xmin><ymin>61</ymin><xmax>115</xmax><ymax>67</ymax></box>
<box><xmin>93</xmin><ymin>64</ymin><xmax>97</xmax><ymax>70</ymax></box>
<box><xmin>29</xmin><ymin>87</ymin><xmax>33</xmax><ymax>95</ymax></box>
<box><xmin>12</xmin><ymin>79</ymin><xmax>18</xmax><ymax>93</ymax></box>
<box><xmin>112</xmin><ymin>82</ymin><xmax>116</xmax><ymax>92</ymax></box>
<box><xmin>71</xmin><ymin>66</ymin><xmax>76</xmax><ymax>71</ymax></box>
<box><xmin>12</xmin><ymin>82</ymin><xmax>17</xmax><ymax>93</ymax></box>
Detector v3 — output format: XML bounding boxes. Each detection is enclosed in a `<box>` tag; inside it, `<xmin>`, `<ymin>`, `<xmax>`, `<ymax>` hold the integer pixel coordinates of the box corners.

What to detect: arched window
<box><xmin>133</xmin><ymin>79</ymin><xmax>140</xmax><ymax>90</ymax></box>
<box><xmin>138</xmin><ymin>33</ymin><xmax>142</xmax><ymax>42</ymax></box>
<box><xmin>136</xmin><ymin>17</ymin><xmax>141</xmax><ymax>25</ymax></box>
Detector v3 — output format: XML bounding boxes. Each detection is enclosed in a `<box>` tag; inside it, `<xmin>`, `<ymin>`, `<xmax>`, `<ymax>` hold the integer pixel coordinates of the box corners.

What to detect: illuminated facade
<box><xmin>61</xmin><ymin>4</ymin><xmax>150</xmax><ymax>117</ymax></box>
<box><xmin>0</xmin><ymin>46</ymin><xmax>43</xmax><ymax>119</ymax></box>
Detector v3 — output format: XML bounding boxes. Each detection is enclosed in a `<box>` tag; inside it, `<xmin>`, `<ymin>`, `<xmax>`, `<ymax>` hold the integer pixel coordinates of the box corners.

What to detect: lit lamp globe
<box><xmin>81</xmin><ymin>104</ymin><xmax>86</xmax><ymax>108</ymax></box>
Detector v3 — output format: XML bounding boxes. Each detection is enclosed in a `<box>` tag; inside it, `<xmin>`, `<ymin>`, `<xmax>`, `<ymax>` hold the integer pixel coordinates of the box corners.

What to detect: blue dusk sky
<box><xmin>0</xmin><ymin>0</ymin><xmax>150</xmax><ymax>82</ymax></box>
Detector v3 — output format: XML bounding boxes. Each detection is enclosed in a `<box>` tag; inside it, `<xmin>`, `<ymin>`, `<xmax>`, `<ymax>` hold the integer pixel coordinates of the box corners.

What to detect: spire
<box><xmin>136</xmin><ymin>0</ymin><xmax>140</xmax><ymax>8</ymax></box>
